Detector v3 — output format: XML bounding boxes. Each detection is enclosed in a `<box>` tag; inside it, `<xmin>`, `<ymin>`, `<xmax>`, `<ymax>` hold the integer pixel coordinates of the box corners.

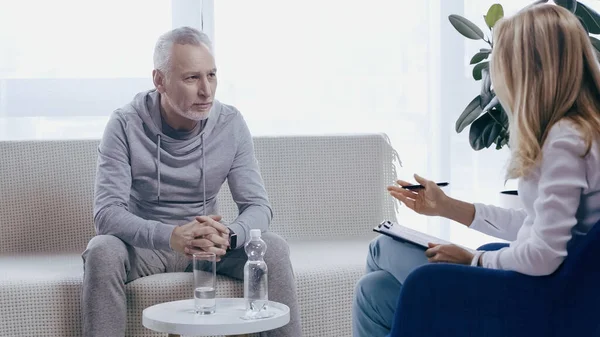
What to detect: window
<box><xmin>0</xmin><ymin>0</ymin><xmax>188</xmax><ymax>140</ymax></box>
<box><xmin>213</xmin><ymin>0</ymin><xmax>446</xmax><ymax>236</ymax></box>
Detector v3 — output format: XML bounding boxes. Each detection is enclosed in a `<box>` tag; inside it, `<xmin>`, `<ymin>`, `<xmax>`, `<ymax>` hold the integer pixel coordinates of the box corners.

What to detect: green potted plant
<box><xmin>448</xmin><ymin>0</ymin><xmax>600</xmax><ymax>207</ymax></box>
<box><xmin>450</xmin><ymin>0</ymin><xmax>600</xmax><ymax>152</ymax></box>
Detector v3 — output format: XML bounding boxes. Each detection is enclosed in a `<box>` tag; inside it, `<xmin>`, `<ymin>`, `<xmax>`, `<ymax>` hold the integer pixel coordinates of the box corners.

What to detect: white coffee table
<box><xmin>142</xmin><ymin>298</ymin><xmax>290</xmax><ymax>336</ymax></box>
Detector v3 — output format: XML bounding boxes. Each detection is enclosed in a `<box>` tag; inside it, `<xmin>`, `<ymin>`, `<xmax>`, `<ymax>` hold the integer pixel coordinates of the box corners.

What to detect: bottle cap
<box><xmin>250</xmin><ymin>229</ymin><xmax>262</xmax><ymax>238</ymax></box>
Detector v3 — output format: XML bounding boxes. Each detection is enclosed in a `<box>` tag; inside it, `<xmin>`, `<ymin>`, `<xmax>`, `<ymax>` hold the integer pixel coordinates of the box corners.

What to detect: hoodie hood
<box><xmin>130</xmin><ymin>89</ymin><xmax>222</xmax><ymax>213</ymax></box>
<box><xmin>132</xmin><ymin>89</ymin><xmax>222</xmax><ymax>151</ymax></box>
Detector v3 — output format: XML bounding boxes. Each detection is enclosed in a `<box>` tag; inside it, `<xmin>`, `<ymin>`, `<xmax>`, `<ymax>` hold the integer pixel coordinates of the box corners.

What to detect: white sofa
<box><xmin>0</xmin><ymin>134</ymin><xmax>400</xmax><ymax>337</ymax></box>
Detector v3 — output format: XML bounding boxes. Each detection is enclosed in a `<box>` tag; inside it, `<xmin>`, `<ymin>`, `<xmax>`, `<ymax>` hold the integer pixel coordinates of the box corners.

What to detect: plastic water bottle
<box><xmin>244</xmin><ymin>229</ymin><xmax>269</xmax><ymax>318</ymax></box>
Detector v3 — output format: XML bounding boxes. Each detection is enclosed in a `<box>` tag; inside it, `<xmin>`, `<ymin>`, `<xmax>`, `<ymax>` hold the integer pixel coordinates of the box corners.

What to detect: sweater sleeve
<box><xmin>93</xmin><ymin>112</ymin><xmax>174</xmax><ymax>251</ymax></box>
<box><xmin>480</xmin><ymin>124</ymin><xmax>587</xmax><ymax>276</ymax></box>
<box><xmin>225</xmin><ymin>115</ymin><xmax>273</xmax><ymax>248</ymax></box>
<box><xmin>469</xmin><ymin>203</ymin><xmax>527</xmax><ymax>241</ymax></box>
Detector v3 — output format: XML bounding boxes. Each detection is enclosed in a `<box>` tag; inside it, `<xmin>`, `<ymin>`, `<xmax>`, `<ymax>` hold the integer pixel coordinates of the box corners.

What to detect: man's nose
<box><xmin>198</xmin><ymin>77</ymin><xmax>211</xmax><ymax>97</ymax></box>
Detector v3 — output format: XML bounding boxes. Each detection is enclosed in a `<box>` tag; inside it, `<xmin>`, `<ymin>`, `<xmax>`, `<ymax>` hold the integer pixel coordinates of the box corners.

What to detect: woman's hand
<box><xmin>387</xmin><ymin>174</ymin><xmax>449</xmax><ymax>217</ymax></box>
<box><xmin>425</xmin><ymin>243</ymin><xmax>474</xmax><ymax>265</ymax></box>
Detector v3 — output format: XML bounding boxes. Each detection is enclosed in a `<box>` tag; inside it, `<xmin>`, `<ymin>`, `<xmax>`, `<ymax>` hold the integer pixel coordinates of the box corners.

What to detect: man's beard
<box><xmin>171</xmin><ymin>105</ymin><xmax>212</xmax><ymax>122</ymax></box>
<box><xmin>173</xmin><ymin>104</ymin><xmax>211</xmax><ymax>121</ymax></box>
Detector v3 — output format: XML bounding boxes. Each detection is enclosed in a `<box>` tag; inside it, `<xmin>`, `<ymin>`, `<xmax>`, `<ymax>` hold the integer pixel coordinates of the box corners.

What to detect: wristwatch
<box><xmin>227</xmin><ymin>229</ymin><xmax>237</xmax><ymax>251</ymax></box>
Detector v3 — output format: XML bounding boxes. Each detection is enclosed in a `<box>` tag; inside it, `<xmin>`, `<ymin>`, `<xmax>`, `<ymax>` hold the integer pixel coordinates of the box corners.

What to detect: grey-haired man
<box><xmin>81</xmin><ymin>26</ymin><xmax>302</xmax><ymax>337</ymax></box>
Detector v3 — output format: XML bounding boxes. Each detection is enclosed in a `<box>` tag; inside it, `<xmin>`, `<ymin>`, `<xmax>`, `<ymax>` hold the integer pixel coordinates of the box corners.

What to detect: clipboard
<box><xmin>373</xmin><ymin>220</ymin><xmax>453</xmax><ymax>249</ymax></box>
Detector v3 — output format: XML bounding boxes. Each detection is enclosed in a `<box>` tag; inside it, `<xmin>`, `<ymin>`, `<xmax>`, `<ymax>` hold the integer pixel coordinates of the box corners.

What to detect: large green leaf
<box><xmin>472</xmin><ymin>61</ymin><xmax>489</xmax><ymax>81</ymax></box>
<box><xmin>469</xmin><ymin>113</ymin><xmax>490</xmax><ymax>150</ymax></box>
<box><xmin>469</xmin><ymin>109</ymin><xmax>505</xmax><ymax>150</ymax></box>
<box><xmin>482</xmin><ymin>110</ymin><xmax>504</xmax><ymax>147</ymax></box>
<box><xmin>576</xmin><ymin>3</ymin><xmax>600</xmax><ymax>34</ymax></box>
<box><xmin>456</xmin><ymin>96</ymin><xmax>482</xmax><ymax>133</ymax></box>
<box><xmin>590</xmin><ymin>36</ymin><xmax>600</xmax><ymax>54</ymax></box>
<box><xmin>579</xmin><ymin>17</ymin><xmax>590</xmax><ymax>34</ymax></box>
<box><xmin>468</xmin><ymin>113</ymin><xmax>490</xmax><ymax>150</ymax></box>
<box><xmin>495</xmin><ymin>131</ymin><xmax>509</xmax><ymax>150</ymax></box>
<box><xmin>556</xmin><ymin>0</ymin><xmax>577</xmax><ymax>13</ymax></box>
<box><xmin>449</xmin><ymin>14</ymin><xmax>485</xmax><ymax>40</ymax></box>
<box><xmin>484</xmin><ymin>4</ymin><xmax>504</xmax><ymax>29</ymax></box>
<box><xmin>480</xmin><ymin>69</ymin><xmax>493</xmax><ymax>107</ymax></box>
<box><xmin>470</xmin><ymin>50</ymin><xmax>491</xmax><ymax>64</ymax></box>
<box><xmin>482</xmin><ymin>96</ymin><xmax>500</xmax><ymax>113</ymax></box>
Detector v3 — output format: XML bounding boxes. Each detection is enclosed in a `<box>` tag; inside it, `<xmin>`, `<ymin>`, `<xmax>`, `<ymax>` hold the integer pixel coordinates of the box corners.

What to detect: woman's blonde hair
<box><xmin>490</xmin><ymin>4</ymin><xmax>600</xmax><ymax>179</ymax></box>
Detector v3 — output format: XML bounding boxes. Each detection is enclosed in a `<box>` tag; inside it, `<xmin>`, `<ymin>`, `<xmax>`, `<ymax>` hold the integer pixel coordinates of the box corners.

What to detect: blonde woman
<box><xmin>353</xmin><ymin>4</ymin><xmax>600</xmax><ymax>337</ymax></box>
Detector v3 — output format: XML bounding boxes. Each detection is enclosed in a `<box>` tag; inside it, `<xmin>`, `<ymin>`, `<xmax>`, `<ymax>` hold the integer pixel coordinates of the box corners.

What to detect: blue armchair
<box><xmin>387</xmin><ymin>220</ymin><xmax>600</xmax><ymax>337</ymax></box>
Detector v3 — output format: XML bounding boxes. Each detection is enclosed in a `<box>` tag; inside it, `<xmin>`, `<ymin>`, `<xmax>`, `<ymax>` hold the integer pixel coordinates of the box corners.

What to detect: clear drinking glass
<box><xmin>193</xmin><ymin>252</ymin><xmax>217</xmax><ymax>315</ymax></box>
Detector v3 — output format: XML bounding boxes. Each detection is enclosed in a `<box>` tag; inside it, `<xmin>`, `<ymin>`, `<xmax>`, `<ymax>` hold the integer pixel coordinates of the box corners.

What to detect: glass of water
<box><xmin>193</xmin><ymin>252</ymin><xmax>216</xmax><ymax>315</ymax></box>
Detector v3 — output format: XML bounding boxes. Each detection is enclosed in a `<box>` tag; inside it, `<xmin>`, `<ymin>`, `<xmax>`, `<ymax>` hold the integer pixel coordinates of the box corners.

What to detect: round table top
<box><xmin>142</xmin><ymin>298</ymin><xmax>290</xmax><ymax>336</ymax></box>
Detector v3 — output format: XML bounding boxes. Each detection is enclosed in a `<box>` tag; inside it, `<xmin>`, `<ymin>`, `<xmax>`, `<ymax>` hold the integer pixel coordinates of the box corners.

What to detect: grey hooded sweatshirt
<box><xmin>93</xmin><ymin>89</ymin><xmax>272</xmax><ymax>251</ymax></box>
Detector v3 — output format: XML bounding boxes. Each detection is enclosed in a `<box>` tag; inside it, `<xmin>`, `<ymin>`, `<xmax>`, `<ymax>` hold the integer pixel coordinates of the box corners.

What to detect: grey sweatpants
<box><xmin>81</xmin><ymin>232</ymin><xmax>302</xmax><ymax>337</ymax></box>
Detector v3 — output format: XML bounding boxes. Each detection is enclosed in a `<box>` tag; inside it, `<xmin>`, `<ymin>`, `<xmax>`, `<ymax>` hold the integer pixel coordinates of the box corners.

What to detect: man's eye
<box><xmin>208</xmin><ymin>73</ymin><xmax>216</xmax><ymax>78</ymax></box>
<box><xmin>187</xmin><ymin>76</ymin><xmax>198</xmax><ymax>80</ymax></box>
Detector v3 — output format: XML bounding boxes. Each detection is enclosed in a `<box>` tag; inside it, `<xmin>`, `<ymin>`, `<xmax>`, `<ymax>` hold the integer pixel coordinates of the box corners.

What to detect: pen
<box><xmin>401</xmin><ymin>182</ymin><xmax>449</xmax><ymax>190</ymax></box>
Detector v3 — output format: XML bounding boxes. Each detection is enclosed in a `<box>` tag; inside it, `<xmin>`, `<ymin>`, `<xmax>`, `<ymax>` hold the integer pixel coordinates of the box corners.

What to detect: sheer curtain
<box><xmin>213</xmin><ymin>0</ymin><xmax>444</xmax><ymax>234</ymax></box>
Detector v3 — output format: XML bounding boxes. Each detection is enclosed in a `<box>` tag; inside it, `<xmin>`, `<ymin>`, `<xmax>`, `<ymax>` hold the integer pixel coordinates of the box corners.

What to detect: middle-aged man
<box><xmin>81</xmin><ymin>26</ymin><xmax>302</xmax><ymax>337</ymax></box>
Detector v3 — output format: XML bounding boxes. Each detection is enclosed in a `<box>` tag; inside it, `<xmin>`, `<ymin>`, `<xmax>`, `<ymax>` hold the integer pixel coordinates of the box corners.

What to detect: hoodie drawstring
<box><xmin>156</xmin><ymin>134</ymin><xmax>162</xmax><ymax>204</ymax></box>
<box><xmin>201</xmin><ymin>133</ymin><xmax>206</xmax><ymax>216</ymax></box>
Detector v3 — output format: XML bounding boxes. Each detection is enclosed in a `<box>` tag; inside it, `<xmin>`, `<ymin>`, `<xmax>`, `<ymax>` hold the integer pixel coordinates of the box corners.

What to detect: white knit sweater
<box><xmin>469</xmin><ymin>120</ymin><xmax>600</xmax><ymax>276</ymax></box>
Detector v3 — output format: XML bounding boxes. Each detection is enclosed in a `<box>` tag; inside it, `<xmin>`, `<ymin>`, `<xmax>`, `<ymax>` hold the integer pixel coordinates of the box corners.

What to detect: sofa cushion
<box><xmin>0</xmin><ymin>255</ymin><xmax>83</xmax><ymax>336</ymax></box>
<box><xmin>0</xmin><ymin>239</ymin><xmax>373</xmax><ymax>337</ymax></box>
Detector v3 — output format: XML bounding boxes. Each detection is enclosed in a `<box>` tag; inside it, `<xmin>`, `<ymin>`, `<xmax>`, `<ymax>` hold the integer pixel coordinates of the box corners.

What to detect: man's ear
<box><xmin>153</xmin><ymin>69</ymin><xmax>166</xmax><ymax>93</ymax></box>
